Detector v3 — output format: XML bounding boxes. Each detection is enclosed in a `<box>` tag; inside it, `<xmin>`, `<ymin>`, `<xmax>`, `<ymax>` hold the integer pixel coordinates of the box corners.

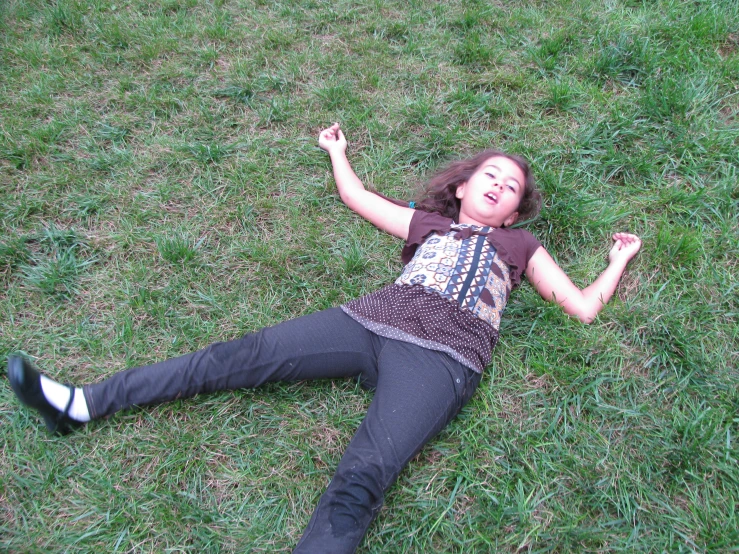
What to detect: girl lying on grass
<box><xmin>9</xmin><ymin>123</ymin><xmax>641</xmax><ymax>553</ymax></box>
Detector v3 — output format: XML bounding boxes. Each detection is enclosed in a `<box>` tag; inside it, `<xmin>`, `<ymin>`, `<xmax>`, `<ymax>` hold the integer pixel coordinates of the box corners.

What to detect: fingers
<box><xmin>612</xmin><ymin>233</ymin><xmax>640</xmax><ymax>248</ymax></box>
<box><xmin>320</xmin><ymin>128</ymin><xmax>335</xmax><ymax>141</ymax></box>
<box><xmin>612</xmin><ymin>232</ymin><xmax>640</xmax><ymax>243</ymax></box>
<box><xmin>609</xmin><ymin>233</ymin><xmax>642</xmax><ymax>265</ymax></box>
<box><xmin>331</xmin><ymin>124</ymin><xmax>344</xmax><ymax>142</ymax></box>
<box><xmin>320</xmin><ymin>123</ymin><xmax>341</xmax><ymax>140</ymax></box>
<box><xmin>318</xmin><ymin>123</ymin><xmax>347</xmax><ymax>153</ymax></box>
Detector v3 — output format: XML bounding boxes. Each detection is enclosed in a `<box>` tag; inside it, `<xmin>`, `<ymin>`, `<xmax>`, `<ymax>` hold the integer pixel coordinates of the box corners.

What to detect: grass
<box><xmin>1</xmin><ymin>0</ymin><xmax>737</xmax><ymax>551</ymax></box>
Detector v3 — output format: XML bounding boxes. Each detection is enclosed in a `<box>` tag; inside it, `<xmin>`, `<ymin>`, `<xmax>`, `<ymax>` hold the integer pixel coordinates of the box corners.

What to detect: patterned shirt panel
<box><xmin>395</xmin><ymin>224</ymin><xmax>512</xmax><ymax>331</ymax></box>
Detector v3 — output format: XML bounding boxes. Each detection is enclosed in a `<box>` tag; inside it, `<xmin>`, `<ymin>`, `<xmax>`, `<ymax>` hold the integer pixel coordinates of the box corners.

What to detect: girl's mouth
<box><xmin>484</xmin><ymin>192</ymin><xmax>498</xmax><ymax>204</ymax></box>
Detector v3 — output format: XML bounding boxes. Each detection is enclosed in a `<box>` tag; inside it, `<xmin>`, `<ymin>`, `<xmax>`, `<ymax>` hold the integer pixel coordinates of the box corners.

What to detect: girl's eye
<box><xmin>507</xmin><ymin>185</ymin><xmax>516</xmax><ymax>191</ymax></box>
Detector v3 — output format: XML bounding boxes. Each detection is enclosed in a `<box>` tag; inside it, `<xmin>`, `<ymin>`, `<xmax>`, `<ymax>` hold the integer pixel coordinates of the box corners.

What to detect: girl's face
<box><xmin>455</xmin><ymin>156</ymin><xmax>526</xmax><ymax>228</ymax></box>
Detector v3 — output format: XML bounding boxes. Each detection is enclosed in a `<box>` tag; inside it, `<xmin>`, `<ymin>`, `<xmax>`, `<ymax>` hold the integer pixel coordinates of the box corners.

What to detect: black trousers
<box><xmin>84</xmin><ymin>308</ymin><xmax>482</xmax><ymax>553</ymax></box>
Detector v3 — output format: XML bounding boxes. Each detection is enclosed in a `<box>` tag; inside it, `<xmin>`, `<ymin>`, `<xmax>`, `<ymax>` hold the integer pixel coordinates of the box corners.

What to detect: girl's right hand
<box><xmin>318</xmin><ymin>122</ymin><xmax>413</xmax><ymax>239</ymax></box>
<box><xmin>318</xmin><ymin>123</ymin><xmax>347</xmax><ymax>155</ymax></box>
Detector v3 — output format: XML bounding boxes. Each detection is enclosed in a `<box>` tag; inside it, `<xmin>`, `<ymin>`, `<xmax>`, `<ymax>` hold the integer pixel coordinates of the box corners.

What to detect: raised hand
<box><xmin>609</xmin><ymin>232</ymin><xmax>642</xmax><ymax>265</ymax></box>
<box><xmin>318</xmin><ymin>122</ymin><xmax>347</xmax><ymax>155</ymax></box>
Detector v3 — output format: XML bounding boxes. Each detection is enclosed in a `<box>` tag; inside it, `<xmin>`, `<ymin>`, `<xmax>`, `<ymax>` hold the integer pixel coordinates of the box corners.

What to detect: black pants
<box><xmin>84</xmin><ymin>308</ymin><xmax>482</xmax><ymax>553</ymax></box>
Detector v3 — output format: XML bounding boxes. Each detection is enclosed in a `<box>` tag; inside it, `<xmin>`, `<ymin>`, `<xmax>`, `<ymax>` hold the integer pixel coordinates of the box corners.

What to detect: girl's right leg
<box><xmin>81</xmin><ymin>308</ymin><xmax>380</xmax><ymax>419</ymax></box>
<box><xmin>293</xmin><ymin>339</ymin><xmax>482</xmax><ymax>553</ymax></box>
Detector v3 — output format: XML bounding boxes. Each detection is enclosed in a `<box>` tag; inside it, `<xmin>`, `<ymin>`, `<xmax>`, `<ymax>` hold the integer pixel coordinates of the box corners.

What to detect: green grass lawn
<box><xmin>1</xmin><ymin>0</ymin><xmax>737</xmax><ymax>551</ymax></box>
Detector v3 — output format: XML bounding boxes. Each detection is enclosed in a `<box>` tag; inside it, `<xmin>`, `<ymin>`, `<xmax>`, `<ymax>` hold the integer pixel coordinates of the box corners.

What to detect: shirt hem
<box><xmin>340</xmin><ymin>306</ymin><xmax>483</xmax><ymax>373</ymax></box>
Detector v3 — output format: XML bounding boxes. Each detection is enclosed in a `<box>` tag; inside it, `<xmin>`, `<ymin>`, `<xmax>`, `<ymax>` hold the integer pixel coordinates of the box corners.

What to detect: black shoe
<box><xmin>7</xmin><ymin>355</ymin><xmax>83</xmax><ymax>436</ymax></box>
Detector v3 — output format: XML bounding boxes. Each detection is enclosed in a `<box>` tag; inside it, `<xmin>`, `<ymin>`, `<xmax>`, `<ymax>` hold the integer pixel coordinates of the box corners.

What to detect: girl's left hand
<box><xmin>609</xmin><ymin>232</ymin><xmax>642</xmax><ymax>265</ymax></box>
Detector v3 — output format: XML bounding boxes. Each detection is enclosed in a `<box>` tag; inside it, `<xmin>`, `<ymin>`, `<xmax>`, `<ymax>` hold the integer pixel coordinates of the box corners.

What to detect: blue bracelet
<box><xmin>408</xmin><ymin>201</ymin><xmax>415</xmax><ymax>209</ymax></box>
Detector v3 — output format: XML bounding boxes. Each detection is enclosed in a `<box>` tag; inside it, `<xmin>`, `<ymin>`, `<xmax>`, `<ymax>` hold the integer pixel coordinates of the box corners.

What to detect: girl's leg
<box><xmin>293</xmin><ymin>340</ymin><xmax>482</xmax><ymax>554</ymax></box>
<box><xmin>84</xmin><ymin>308</ymin><xmax>381</xmax><ymax>419</ymax></box>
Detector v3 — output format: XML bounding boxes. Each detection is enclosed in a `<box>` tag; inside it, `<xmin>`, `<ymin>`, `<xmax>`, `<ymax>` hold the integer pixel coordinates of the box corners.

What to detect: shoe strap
<box><xmin>59</xmin><ymin>385</ymin><xmax>75</xmax><ymax>422</ymax></box>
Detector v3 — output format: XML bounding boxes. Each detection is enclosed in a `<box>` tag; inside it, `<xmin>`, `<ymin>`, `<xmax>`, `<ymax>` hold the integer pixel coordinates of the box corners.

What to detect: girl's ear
<box><xmin>455</xmin><ymin>183</ymin><xmax>466</xmax><ymax>199</ymax></box>
<box><xmin>503</xmin><ymin>212</ymin><xmax>519</xmax><ymax>227</ymax></box>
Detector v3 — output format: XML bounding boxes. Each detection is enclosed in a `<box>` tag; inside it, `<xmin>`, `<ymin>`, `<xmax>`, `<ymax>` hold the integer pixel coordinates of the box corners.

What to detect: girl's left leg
<box><xmin>293</xmin><ymin>339</ymin><xmax>482</xmax><ymax>554</ymax></box>
<box><xmin>83</xmin><ymin>308</ymin><xmax>380</xmax><ymax>419</ymax></box>
<box><xmin>8</xmin><ymin>309</ymin><xmax>381</xmax><ymax>433</ymax></box>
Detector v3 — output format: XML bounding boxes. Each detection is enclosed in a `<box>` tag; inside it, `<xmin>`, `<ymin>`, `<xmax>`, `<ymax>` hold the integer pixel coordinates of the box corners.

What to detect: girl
<box><xmin>8</xmin><ymin>123</ymin><xmax>641</xmax><ymax>553</ymax></box>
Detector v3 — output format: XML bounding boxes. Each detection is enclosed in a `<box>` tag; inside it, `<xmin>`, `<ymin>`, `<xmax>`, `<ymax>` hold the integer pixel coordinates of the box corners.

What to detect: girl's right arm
<box><xmin>319</xmin><ymin>123</ymin><xmax>414</xmax><ymax>240</ymax></box>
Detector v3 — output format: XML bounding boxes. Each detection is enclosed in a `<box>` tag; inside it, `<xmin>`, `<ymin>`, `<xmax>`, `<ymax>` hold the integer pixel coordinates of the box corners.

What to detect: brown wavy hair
<box><xmin>413</xmin><ymin>150</ymin><xmax>542</xmax><ymax>226</ymax></box>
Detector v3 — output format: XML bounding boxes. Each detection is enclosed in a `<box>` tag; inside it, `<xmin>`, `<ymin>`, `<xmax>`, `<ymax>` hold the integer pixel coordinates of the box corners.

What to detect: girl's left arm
<box><xmin>525</xmin><ymin>233</ymin><xmax>642</xmax><ymax>324</ymax></box>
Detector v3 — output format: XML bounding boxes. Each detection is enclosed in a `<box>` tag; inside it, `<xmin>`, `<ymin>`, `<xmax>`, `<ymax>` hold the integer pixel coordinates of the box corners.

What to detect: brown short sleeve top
<box><xmin>342</xmin><ymin>211</ymin><xmax>542</xmax><ymax>372</ymax></box>
<box><xmin>401</xmin><ymin>211</ymin><xmax>542</xmax><ymax>289</ymax></box>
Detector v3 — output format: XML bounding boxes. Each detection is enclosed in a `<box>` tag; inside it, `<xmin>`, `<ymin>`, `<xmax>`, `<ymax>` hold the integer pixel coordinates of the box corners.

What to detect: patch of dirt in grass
<box><xmin>496</xmin><ymin>391</ymin><xmax>528</xmax><ymax>430</ymax></box>
<box><xmin>453</xmin><ymin>493</ymin><xmax>474</xmax><ymax>521</ymax></box>
<box><xmin>616</xmin><ymin>269</ymin><xmax>640</xmax><ymax>302</ymax></box>
<box><xmin>524</xmin><ymin>372</ymin><xmax>553</xmax><ymax>391</ymax></box>
<box><xmin>718</xmin><ymin>33</ymin><xmax>738</xmax><ymax>57</ymax></box>
<box><xmin>309</xmin><ymin>424</ymin><xmax>346</xmax><ymax>466</ymax></box>
<box><xmin>719</xmin><ymin>103</ymin><xmax>737</xmax><ymax>123</ymax></box>
<box><xmin>418</xmin><ymin>448</ymin><xmax>443</xmax><ymax>465</ymax></box>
